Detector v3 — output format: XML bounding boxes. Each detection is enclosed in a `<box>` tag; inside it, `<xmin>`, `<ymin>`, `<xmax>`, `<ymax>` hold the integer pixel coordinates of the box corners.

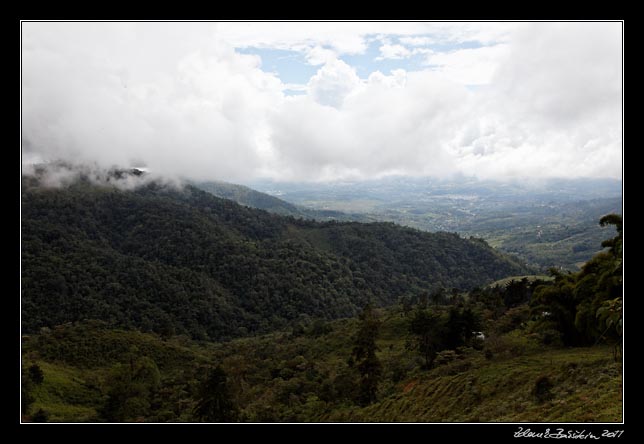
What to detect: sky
<box><xmin>21</xmin><ymin>21</ymin><xmax>623</xmax><ymax>183</ymax></box>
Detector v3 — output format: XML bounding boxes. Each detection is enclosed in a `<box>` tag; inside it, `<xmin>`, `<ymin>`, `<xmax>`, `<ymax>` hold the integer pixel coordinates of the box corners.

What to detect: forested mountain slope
<box><xmin>193</xmin><ymin>180</ymin><xmax>303</xmax><ymax>217</ymax></box>
<box><xmin>22</xmin><ymin>176</ymin><xmax>528</xmax><ymax>341</ymax></box>
<box><xmin>193</xmin><ymin>180</ymin><xmax>364</xmax><ymax>222</ymax></box>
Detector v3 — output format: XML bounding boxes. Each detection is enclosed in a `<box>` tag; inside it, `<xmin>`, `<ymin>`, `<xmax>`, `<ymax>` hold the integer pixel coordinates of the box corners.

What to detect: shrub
<box><xmin>529</xmin><ymin>319</ymin><xmax>564</xmax><ymax>346</ymax></box>
<box><xmin>495</xmin><ymin>305</ymin><xmax>531</xmax><ymax>334</ymax></box>
<box><xmin>32</xmin><ymin>408</ymin><xmax>50</xmax><ymax>422</ymax></box>
<box><xmin>307</xmin><ymin>319</ymin><xmax>333</xmax><ymax>337</ymax></box>
<box><xmin>435</xmin><ymin>350</ymin><xmax>459</xmax><ymax>366</ymax></box>
<box><xmin>532</xmin><ymin>375</ymin><xmax>554</xmax><ymax>403</ymax></box>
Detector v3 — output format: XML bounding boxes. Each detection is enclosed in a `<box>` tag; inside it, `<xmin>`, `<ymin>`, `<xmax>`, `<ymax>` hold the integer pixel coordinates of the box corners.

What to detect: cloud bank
<box><xmin>21</xmin><ymin>22</ymin><xmax>622</xmax><ymax>183</ymax></box>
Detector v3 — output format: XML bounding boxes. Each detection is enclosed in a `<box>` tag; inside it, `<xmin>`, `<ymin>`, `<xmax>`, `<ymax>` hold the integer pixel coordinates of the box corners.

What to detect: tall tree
<box><xmin>193</xmin><ymin>366</ymin><xmax>238</xmax><ymax>422</ymax></box>
<box><xmin>100</xmin><ymin>356</ymin><xmax>161</xmax><ymax>422</ymax></box>
<box><xmin>351</xmin><ymin>303</ymin><xmax>382</xmax><ymax>406</ymax></box>
<box><xmin>28</xmin><ymin>364</ymin><xmax>45</xmax><ymax>385</ymax></box>
<box><xmin>408</xmin><ymin>308</ymin><xmax>444</xmax><ymax>369</ymax></box>
<box><xmin>443</xmin><ymin>306</ymin><xmax>481</xmax><ymax>350</ymax></box>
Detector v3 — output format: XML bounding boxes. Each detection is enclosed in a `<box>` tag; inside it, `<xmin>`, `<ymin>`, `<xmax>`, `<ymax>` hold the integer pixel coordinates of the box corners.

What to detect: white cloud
<box><xmin>376</xmin><ymin>43</ymin><xmax>412</xmax><ymax>60</ymax></box>
<box><xmin>459</xmin><ymin>22</ymin><xmax>623</xmax><ymax>179</ymax></box>
<box><xmin>268</xmin><ymin>70</ymin><xmax>466</xmax><ymax>181</ymax></box>
<box><xmin>424</xmin><ymin>44</ymin><xmax>510</xmax><ymax>85</ymax></box>
<box><xmin>21</xmin><ymin>22</ymin><xmax>285</xmax><ymax>182</ymax></box>
<box><xmin>399</xmin><ymin>36</ymin><xmax>435</xmax><ymax>46</ymax></box>
<box><xmin>283</xmin><ymin>83</ymin><xmax>308</xmax><ymax>92</ymax></box>
<box><xmin>307</xmin><ymin>58</ymin><xmax>362</xmax><ymax>108</ymax></box>
<box><xmin>376</xmin><ymin>44</ymin><xmax>433</xmax><ymax>61</ymax></box>
<box><xmin>22</xmin><ymin>22</ymin><xmax>622</xmax><ymax>183</ymax></box>
<box><xmin>305</xmin><ymin>45</ymin><xmax>337</xmax><ymax>65</ymax></box>
<box><xmin>366</xmin><ymin>69</ymin><xmax>407</xmax><ymax>88</ymax></box>
<box><xmin>493</xmin><ymin>22</ymin><xmax>622</xmax><ymax>129</ymax></box>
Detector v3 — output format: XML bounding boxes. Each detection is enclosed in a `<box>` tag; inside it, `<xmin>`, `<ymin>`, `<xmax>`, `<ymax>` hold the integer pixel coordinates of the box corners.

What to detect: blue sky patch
<box><xmin>236</xmin><ymin>47</ymin><xmax>318</xmax><ymax>85</ymax></box>
<box><xmin>238</xmin><ymin>36</ymin><xmax>495</xmax><ymax>86</ymax></box>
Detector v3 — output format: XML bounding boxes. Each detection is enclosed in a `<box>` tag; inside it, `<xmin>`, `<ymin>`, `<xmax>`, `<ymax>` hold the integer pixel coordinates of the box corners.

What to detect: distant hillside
<box><xmin>194</xmin><ymin>181</ymin><xmax>303</xmax><ymax>217</ymax></box>
<box><xmin>249</xmin><ymin>177</ymin><xmax>622</xmax><ymax>271</ymax></box>
<box><xmin>21</xmin><ymin>175</ymin><xmax>528</xmax><ymax>341</ymax></box>
<box><xmin>194</xmin><ymin>180</ymin><xmax>366</xmax><ymax>222</ymax></box>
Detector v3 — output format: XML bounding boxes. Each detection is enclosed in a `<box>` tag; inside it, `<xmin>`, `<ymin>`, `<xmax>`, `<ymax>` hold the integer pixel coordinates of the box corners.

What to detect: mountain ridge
<box><xmin>21</xmin><ymin>174</ymin><xmax>529</xmax><ymax>341</ymax></box>
<box><xmin>193</xmin><ymin>180</ymin><xmax>367</xmax><ymax>223</ymax></box>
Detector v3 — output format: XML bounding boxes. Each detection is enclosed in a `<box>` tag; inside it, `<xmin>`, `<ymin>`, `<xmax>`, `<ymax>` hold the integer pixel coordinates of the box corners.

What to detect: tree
<box><xmin>429</xmin><ymin>288</ymin><xmax>447</xmax><ymax>306</ymax></box>
<box><xmin>157</xmin><ymin>317</ymin><xmax>175</xmax><ymax>341</ymax></box>
<box><xmin>408</xmin><ymin>308</ymin><xmax>444</xmax><ymax>369</ymax></box>
<box><xmin>100</xmin><ymin>356</ymin><xmax>161</xmax><ymax>422</ymax></box>
<box><xmin>596</xmin><ymin>297</ymin><xmax>622</xmax><ymax>361</ymax></box>
<box><xmin>193</xmin><ymin>366</ymin><xmax>238</xmax><ymax>422</ymax></box>
<box><xmin>21</xmin><ymin>373</ymin><xmax>35</xmax><ymax>416</ymax></box>
<box><xmin>22</xmin><ymin>363</ymin><xmax>45</xmax><ymax>417</ymax></box>
<box><xmin>399</xmin><ymin>295</ymin><xmax>413</xmax><ymax>317</ymax></box>
<box><xmin>443</xmin><ymin>306</ymin><xmax>481</xmax><ymax>350</ymax></box>
<box><xmin>599</xmin><ymin>214</ymin><xmax>623</xmax><ymax>257</ymax></box>
<box><xmin>32</xmin><ymin>408</ymin><xmax>50</xmax><ymax>422</ymax></box>
<box><xmin>28</xmin><ymin>364</ymin><xmax>44</xmax><ymax>385</ymax></box>
<box><xmin>503</xmin><ymin>278</ymin><xmax>531</xmax><ymax>308</ymax></box>
<box><xmin>351</xmin><ymin>303</ymin><xmax>382</xmax><ymax>406</ymax></box>
<box><xmin>531</xmin><ymin>269</ymin><xmax>580</xmax><ymax>345</ymax></box>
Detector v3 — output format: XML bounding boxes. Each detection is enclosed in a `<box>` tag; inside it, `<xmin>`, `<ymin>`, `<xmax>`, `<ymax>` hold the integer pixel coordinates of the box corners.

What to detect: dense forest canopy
<box><xmin>21</xmin><ymin>171</ymin><xmax>528</xmax><ymax>341</ymax></box>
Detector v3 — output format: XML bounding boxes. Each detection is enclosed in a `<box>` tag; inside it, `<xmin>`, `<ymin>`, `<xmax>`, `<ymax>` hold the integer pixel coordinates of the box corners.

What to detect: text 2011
<box><xmin>602</xmin><ymin>430</ymin><xmax>624</xmax><ymax>439</ymax></box>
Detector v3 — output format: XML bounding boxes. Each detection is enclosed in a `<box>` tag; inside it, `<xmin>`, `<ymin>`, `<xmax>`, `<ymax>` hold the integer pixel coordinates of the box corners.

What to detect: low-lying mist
<box><xmin>21</xmin><ymin>160</ymin><xmax>184</xmax><ymax>191</ymax></box>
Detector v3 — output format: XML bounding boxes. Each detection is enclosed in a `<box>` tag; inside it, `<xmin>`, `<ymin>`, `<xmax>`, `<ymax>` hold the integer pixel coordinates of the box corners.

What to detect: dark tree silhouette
<box><xmin>28</xmin><ymin>364</ymin><xmax>44</xmax><ymax>385</ymax></box>
<box><xmin>193</xmin><ymin>366</ymin><xmax>238</xmax><ymax>422</ymax></box>
<box><xmin>351</xmin><ymin>303</ymin><xmax>382</xmax><ymax>406</ymax></box>
<box><xmin>409</xmin><ymin>308</ymin><xmax>444</xmax><ymax>369</ymax></box>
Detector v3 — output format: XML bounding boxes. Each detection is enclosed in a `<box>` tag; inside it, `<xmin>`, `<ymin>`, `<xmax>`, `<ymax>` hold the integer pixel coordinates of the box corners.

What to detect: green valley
<box><xmin>20</xmin><ymin>169</ymin><xmax>622</xmax><ymax>423</ymax></box>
